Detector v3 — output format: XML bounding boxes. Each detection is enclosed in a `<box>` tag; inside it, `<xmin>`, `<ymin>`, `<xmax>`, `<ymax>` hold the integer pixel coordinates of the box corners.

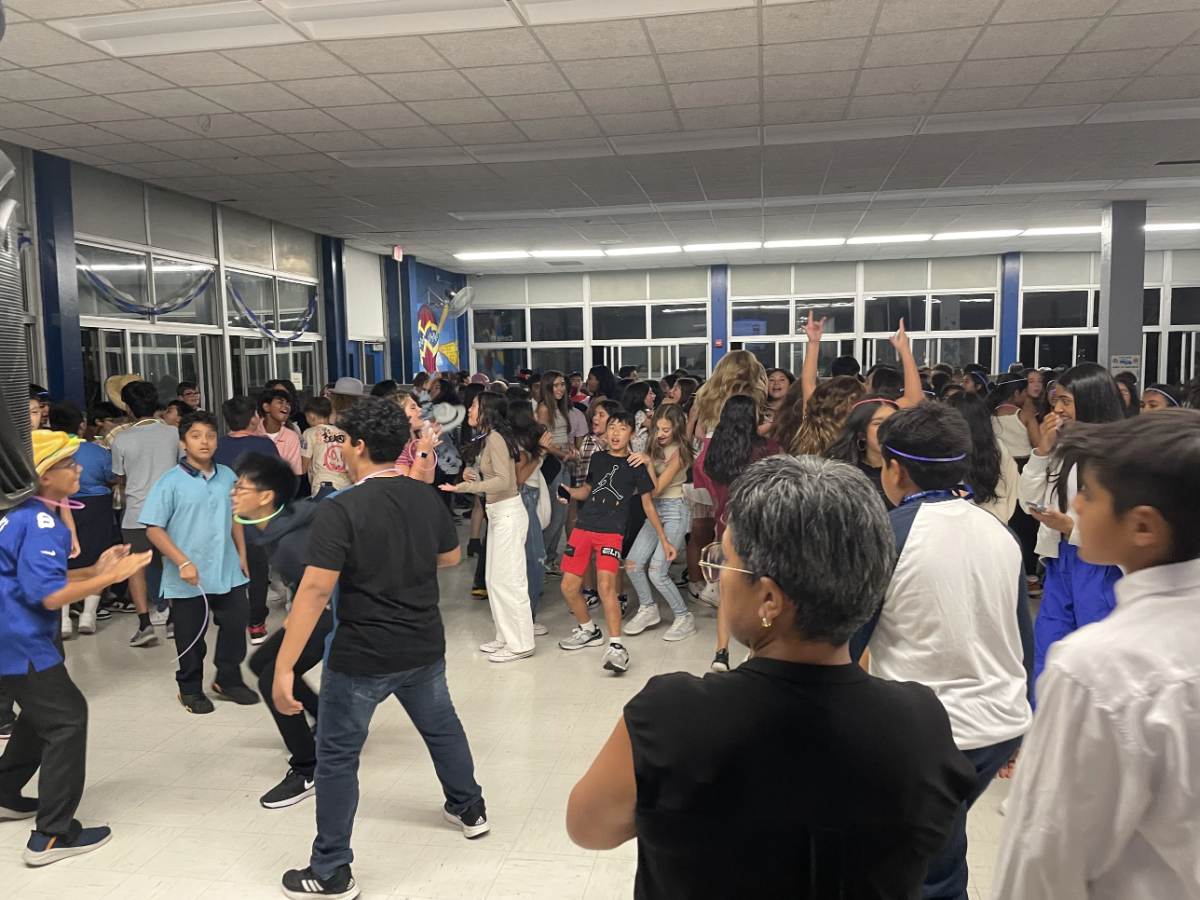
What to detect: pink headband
<box><xmin>851</xmin><ymin>398</ymin><xmax>900</xmax><ymax>410</ymax></box>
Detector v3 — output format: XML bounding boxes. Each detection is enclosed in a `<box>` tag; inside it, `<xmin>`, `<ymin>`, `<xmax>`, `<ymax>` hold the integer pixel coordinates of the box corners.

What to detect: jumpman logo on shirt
<box><xmin>592</xmin><ymin>465</ymin><xmax>623</xmax><ymax>502</ymax></box>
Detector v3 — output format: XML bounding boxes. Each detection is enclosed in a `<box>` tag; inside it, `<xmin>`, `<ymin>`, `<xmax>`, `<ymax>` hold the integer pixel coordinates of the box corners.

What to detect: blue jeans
<box><xmin>519</xmin><ymin>484</ymin><xmax>546</xmax><ymax>618</ymax></box>
<box><xmin>626</xmin><ymin>497</ymin><xmax>691</xmax><ymax>617</ymax></box>
<box><xmin>542</xmin><ymin>468</ymin><xmax>568</xmax><ymax>566</ymax></box>
<box><xmin>311</xmin><ymin>659</ymin><xmax>482</xmax><ymax>879</ymax></box>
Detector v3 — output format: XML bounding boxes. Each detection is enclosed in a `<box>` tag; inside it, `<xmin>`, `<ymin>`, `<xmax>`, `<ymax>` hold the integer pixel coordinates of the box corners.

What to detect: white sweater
<box><xmin>1016</xmin><ymin>451</ymin><xmax>1081</xmax><ymax>559</ymax></box>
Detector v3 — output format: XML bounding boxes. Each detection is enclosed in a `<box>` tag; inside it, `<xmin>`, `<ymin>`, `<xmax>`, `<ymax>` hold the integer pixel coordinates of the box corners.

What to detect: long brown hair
<box><xmin>648</xmin><ymin>404</ymin><xmax>695</xmax><ymax>469</ymax></box>
<box><xmin>772</xmin><ymin>375</ymin><xmax>863</xmax><ymax>456</ymax></box>
<box><xmin>538</xmin><ymin>369</ymin><xmax>571</xmax><ymax>429</ymax></box>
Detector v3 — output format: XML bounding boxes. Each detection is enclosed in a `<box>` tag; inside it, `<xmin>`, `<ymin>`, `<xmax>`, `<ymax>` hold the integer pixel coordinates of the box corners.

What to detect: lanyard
<box><xmin>898</xmin><ymin>486</ymin><xmax>974</xmax><ymax>507</ymax></box>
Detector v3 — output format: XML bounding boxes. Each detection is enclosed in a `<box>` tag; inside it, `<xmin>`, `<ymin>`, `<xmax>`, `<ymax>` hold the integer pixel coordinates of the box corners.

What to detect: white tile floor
<box><xmin>0</xmin><ymin>531</ymin><xmax>1009</xmax><ymax>899</ymax></box>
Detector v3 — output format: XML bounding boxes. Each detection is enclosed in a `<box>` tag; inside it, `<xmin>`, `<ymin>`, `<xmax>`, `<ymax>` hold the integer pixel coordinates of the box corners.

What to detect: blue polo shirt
<box><xmin>72</xmin><ymin>440</ymin><xmax>114</xmax><ymax>498</ymax></box>
<box><xmin>0</xmin><ymin>498</ymin><xmax>72</xmax><ymax>675</ymax></box>
<box><xmin>140</xmin><ymin>461</ymin><xmax>248</xmax><ymax>599</ymax></box>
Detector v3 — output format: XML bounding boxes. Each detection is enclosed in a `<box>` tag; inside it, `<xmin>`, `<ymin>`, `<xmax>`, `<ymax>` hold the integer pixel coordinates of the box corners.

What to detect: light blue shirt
<box><xmin>139</xmin><ymin>461</ymin><xmax>248</xmax><ymax>599</ymax></box>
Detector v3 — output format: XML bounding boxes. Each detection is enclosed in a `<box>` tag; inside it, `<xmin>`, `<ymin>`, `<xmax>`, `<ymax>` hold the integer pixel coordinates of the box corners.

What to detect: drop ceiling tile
<box><xmin>0</xmin><ymin>70</ymin><xmax>85</xmax><ymax>102</ymax></box>
<box><xmin>257</xmin><ymin>153</ymin><xmax>339</xmax><ymax>172</ymax></box>
<box><xmin>934</xmin><ymin>86</ymin><xmax>1033</xmax><ymax>112</ymax></box>
<box><xmin>515</xmin><ymin>116</ymin><xmax>602</xmax><ymax>141</ymax></box>
<box><xmin>971</xmin><ymin>20</ymin><xmax>1101</xmax><ymax>59</ymax></box>
<box><xmin>559</xmin><ymin>57</ymin><xmax>663</xmax><ymax>90</ymax></box>
<box><xmin>848</xmin><ymin>92</ymin><xmax>938</xmax><ymax>118</ymax></box>
<box><xmin>165</xmin><ymin>113</ymin><xmax>273</xmax><ymax>138</ymax></box>
<box><xmin>763</xmin><ymin>0</ymin><xmax>883</xmax><ymax>44</ymax></box>
<box><xmin>125</xmin><ymin>52</ymin><xmax>263</xmax><ymax>87</ymax></box>
<box><xmin>281</xmin><ymin>76</ymin><xmax>394</xmax><ymax>107</ymax></box>
<box><xmin>320</xmin><ymin>37</ymin><xmax>450</xmax><ymax>74</ymax></box>
<box><xmin>763</xmin><ymin>98</ymin><xmax>848</xmax><ymax>124</ymax></box>
<box><xmin>99</xmin><ymin>118</ymin><xmax>198</xmax><ymax>141</ymax></box>
<box><xmin>491</xmin><ymin>92</ymin><xmax>587</xmax><ymax>119</ymax></box>
<box><xmin>139</xmin><ymin>159</ymin><xmax>220</xmax><ymax>178</ymax></box>
<box><xmin>406</xmin><ymin>98</ymin><xmax>505</xmax><ymax>124</ymax></box>
<box><xmin>595</xmin><ymin>110</ymin><xmax>681</xmax><ymax>135</ymax></box>
<box><xmin>193</xmin><ymin>84</ymin><xmax>310</xmax><ymax>112</ymax></box>
<box><xmin>361</xmin><ymin>126</ymin><xmax>455</xmax><ymax>148</ymax></box>
<box><xmin>37</xmin><ymin>60</ymin><xmax>173</xmax><ymax>94</ymax></box>
<box><xmin>0</xmin><ymin>23</ymin><xmax>104</xmax><ymax>67</ymax></box>
<box><xmin>863</xmin><ymin>28</ymin><xmax>981</xmax><ymax>68</ymax></box>
<box><xmin>950</xmin><ymin>56</ymin><xmax>1064</xmax><ymax>89</ymax></box>
<box><xmin>1112</xmin><ymin>73</ymin><xmax>1200</xmax><ymax>101</ymax></box>
<box><xmin>292</xmin><ymin>132</ymin><xmax>383</xmax><ymax>153</ymax></box>
<box><xmin>461</xmin><ymin>63</ymin><xmax>570</xmax><ymax>96</ymax></box>
<box><xmin>580</xmin><ymin>85</ymin><xmax>673</xmax><ymax>115</ymax></box>
<box><xmin>147</xmin><ymin>139</ymin><xmax>242</xmax><ymax>159</ymax></box>
<box><xmin>763</xmin><ymin>71</ymin><xmax>858</xmax><ymax>102</ymax></box>
<box><xmin>222</xmin><ymin>45</ymin><xmax>354</xmax><ymax>80</ymax></box>
<box><xmin>87</xmin><ymin>143</ymin><xmax>176</xmax><ymax>165</ymax></box>
<box><xmin>425</xmin><ymin>30</ymin><xmax>548</xmax><ymax>67</ymax></box>
<box><xmin>659</xmin><ymin>47</ymin><xmax>760</xmax><ymax>84</ymax></box>
<box><xmin>246</xmin><ymin>108</ymin><xmax>348</xmax><ymax>133</ymax></box>
<box><xmin>327</xmin><ymin>104</ymin><xmax>425</xmax><ymax>129</ymax></box>
<box><xmin>1149</xmin><ymin>44</ymin><xmax>1200</xmax><ymax>75</ymax></box>
<box><xmin>533</xmin><ymin>21</ymin><xmax>654</xmax><ymax>60</ymax></box>
<box><xmin>762</xmin><ymin>38</ymin><xmax>869</xmax><ymax>76</ymax></box>
<box><xmin>670</xmin><ymin>78</ymin><xmax>759</xmax><ymax>109</ymax></box>
<box><xmin>30</xmin><ymin>96</ymin><xmax>145</xmax><ymax>123</ymax></box>
<box><xmin>45</xmin><ymin>147</ymin><xmax>114</xmax><ymax>167</ymax></box>
<box><xmin>371</xmin><ymin>71</ymin><xmax>480</xmax><ymax>101</ymax></box>
<box><xmin>441</xmin><ymin>122</ymin><xmax>529</xmax><ymax>144</ymax></box>
<box><xmin>0</xmin><ymin>128</ymin><xmax>58</xmax><ymax>149</ymax></box>
<box><xmin>9</xmin><ymin>0</ymin><xmax>132</xmax><ymax>16</ymax></box>
<box><xmin>875</xmin><ymin>0</ymin><xmax>1001</xmax><ymax>33</ymax></box>
<box><xmin>1080</xmin><ymin>12</ymin><xmax>1200</xmax><ymax>51</ymax></box>
<box><xmin>22</xmin><ymin>123</ymin><xmax>126</xmax><ymax>146</ymax></box>
<box><xmin>0</xmin><ymin>102</ymin><xmax>71</xmax><ymax>129</ymax></box>
<box><xmin>1022</xmin><ymin>79</ymin><xmax>1130</xmax><ymax>106</ymax></box>
<box><xmin>679</xmin><ymin>104</ymin><xmax>762</xmax><ymax>130</ymax></box>
<box><xmin>110</xmin><ymin>89</ymin><xmax>227</xmax><ymax>117</ymax></box>
<box><xmin>199</xmin><ymin>156</ymin><xmax>282</xmax><ymax>175</ymax></box>
<box><xmin>644</xmin><ymin>9</ymin><xmax>759</xmax><ymax>53</ymax></box>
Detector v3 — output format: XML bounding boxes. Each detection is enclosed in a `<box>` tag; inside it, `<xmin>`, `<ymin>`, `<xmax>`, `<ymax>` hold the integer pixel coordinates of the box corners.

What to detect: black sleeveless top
<box><xmin>623</xmin><ymin>658</ymin><xmax>975</xmax><ymax>900</ymax></box>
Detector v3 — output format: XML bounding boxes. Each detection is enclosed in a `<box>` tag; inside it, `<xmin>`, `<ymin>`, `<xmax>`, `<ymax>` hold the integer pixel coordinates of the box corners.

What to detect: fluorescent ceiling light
<box><xmin>683</xmin><ymin>242</ymin><xmax>761</xmax><ymax>252</ymax></box>
<box><xmin>454</xmin><ymin>251</ymin><xmax>530</xmax><ymax>260</ymax></box>
<box><xmin>530</xmin><ymin>249</ymin><xmax>605</xmax><ymax>258</ymax></box>
<box><xmin>846</xmin><ymin>234</ymin><xmax>933</xmax><ymax>245</ymax></box>
<box><xmin>515</xmin><ymin>0</ymin><xmax>756</xmax><ymax>26</ymax></box>
<box><xmin>264</xmin><ymin>0</ymin><xmax>518</xmax><ymax>39</ymax></box>
<box><xmin>1145</xmin><ymin>223</ymin><xmax>1200</xmax><ymax>231</ymax></box>
<box><xmin>604</xmin><ymin>246</ymin><xmax>682</xmax><ymax>257</ymax></box>
<box><xmin>763</xmin><ymin>238</ymin><xmax>846</xmax><ymax>248</ymax></box>
<box><xmin>933</xmin><ymin>230</ymin><xmax>1023</xmax><ymax>241</ymax></box>
<box><xmin>1021</xmin><ymin>226</ymin><xmax>1102</xmax><ymax>236</ymax></box>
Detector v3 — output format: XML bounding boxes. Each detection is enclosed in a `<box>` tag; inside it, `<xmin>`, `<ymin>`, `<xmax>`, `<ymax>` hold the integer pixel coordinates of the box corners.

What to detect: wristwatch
<box><xmin>416</xmin><ymin>451</ymin><xmax>430</xmax><ymax>459</ymax></box>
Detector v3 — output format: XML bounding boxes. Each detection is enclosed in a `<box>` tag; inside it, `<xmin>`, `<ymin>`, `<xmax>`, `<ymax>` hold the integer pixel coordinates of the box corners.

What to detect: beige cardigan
<box><xmin>457</xmin><ymin>431</ymin><xmax>518</xmax><ymax>503</ymax></box>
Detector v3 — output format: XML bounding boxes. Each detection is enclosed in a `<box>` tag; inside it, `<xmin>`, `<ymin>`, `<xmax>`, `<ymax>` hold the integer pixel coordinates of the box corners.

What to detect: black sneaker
<box><xmin>24</xmin><ymin>825</ymin><xmax>112</xmax><ymax>866</ymax></box>
<box><xmin>467</xmin><ymin>538</ymin><xmax>483</xmax><ymax>558</ymax></box>
<box><xmin>104</xmin><ymin>597</ymin><xmax>137</xmax><ymax>614</ymax></box>
<box><xmin>261</xmin><ymin>769</ymin><xmax>315</xmax><ymax>809</ymax></box>
<box><xmin>212</xmin><ymin>682</ymin><xmax>260</xmax><ymax>705</ymax></box>
<box><xmin>95</xmin><ymin>607</ymin><xmax>112</xmax><ymax>621</ymax></box>
<box><xmin>282</xmin><ymin>864</ymin><xmax>359</xmax><ymax>900</ymax></box>
<box><xmin>443</xmin><ymin>798</ymin><xmax>490</xmax><ymax>839</ymax></box>
<box><xmin>0</xmin><ymin>795</ymin><xmax>36</xmax><ymax>820</ymax></box>
<box><xmin>711</xmin><ymin>649</ymin><xmax>730</xmax><ymax>672</ymax></box>
<box><xmin>178</xmin><ymin>692</ymin><xmax>214</xmax><ymax>714</ymax></box>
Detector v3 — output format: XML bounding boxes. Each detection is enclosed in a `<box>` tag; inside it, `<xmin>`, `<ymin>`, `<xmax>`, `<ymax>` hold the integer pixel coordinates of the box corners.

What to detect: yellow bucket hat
<box><xmin>33</xmin><ymin>430</ymin><xmax>82</xmax><ymax>476</ymax></box>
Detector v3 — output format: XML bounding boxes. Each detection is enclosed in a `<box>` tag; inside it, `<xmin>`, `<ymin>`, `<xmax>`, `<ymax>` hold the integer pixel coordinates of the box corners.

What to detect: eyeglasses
<box><xmin>47</xmin><ymin>458</ymin><xmax>81</xmax><ymax>472</ymax></box>
<box><xmin>699</xmin><ymin>542</ymin><xmax>756</xmax><ymax>585</ymax></box>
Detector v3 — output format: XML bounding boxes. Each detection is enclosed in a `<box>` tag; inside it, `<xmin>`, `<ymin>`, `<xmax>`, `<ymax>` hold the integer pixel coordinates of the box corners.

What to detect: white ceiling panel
<box><xmin>559</xmin><ymin>57</ymin><xmax>664</xmax><ymax>90</ymax></box>
<box><xmin>125</xmin><ymin>51</ymin><xmax>263</xmax><ymax>86</ymax></box>
<box><xmin>0</xmin><ymin>69</ymin><xmax>86</xmax><ymax>101</ymax></box>
<box><xmin>369</xmin><ymin>70</ymin><xmax>480</xmax><ymax>101</ymax></box>
<box><xmin>643</xmin><ymin>9</ymin><xmax>759</xmax><ymax>52</ymax></box>
<box><xmin>532</xmin><ymin>21</ymin><xmax>654</xmax><ymax>60</ymax></box>
<box><xmin>113</xmin><ymin>88</ymin><xmax>226</xmax><ymax>116</ymax></box>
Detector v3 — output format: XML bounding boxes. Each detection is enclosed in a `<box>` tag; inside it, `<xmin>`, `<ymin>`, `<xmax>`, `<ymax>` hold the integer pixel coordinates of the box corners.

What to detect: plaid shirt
<box><xmin>572</xmin><ymin>434</ymin><xmax>607</xmax><ymax>483</ymax></box>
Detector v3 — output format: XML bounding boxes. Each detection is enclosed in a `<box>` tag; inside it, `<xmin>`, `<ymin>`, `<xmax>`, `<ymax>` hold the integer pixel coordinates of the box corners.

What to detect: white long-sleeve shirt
<box><xmin>992</xmin><ymin>556</ymin><xmax>1200</xmax><ymax>900</ymax></box>
<box><xmin>1016</xmin><ymin>450</ymin><xmax>1081</xmax><ymax>559</ymax></box>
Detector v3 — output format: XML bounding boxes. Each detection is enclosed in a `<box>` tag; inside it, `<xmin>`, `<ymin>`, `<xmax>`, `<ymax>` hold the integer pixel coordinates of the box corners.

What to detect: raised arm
<box><xmin>890</xmin><ymin>320</ymin><xmax>924</xmax><ymax>408</ymax></box>
<box><xmin>799</xmin><ymin>313</ymin><xmax>826</xmax><ymax>404</ymax></box>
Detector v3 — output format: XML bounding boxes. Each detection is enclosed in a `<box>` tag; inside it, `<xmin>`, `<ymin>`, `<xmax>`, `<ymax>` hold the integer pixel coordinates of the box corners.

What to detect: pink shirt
<box><xmin>253</xmin><ymin>416</ymin><xmax>303</xmax><ymax>475</ymax></box>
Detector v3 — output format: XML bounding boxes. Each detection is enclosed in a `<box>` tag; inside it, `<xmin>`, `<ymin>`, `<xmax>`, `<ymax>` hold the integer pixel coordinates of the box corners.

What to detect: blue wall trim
<box><xmin>999</xmin><ymin>252</ymin><xmax>1021</xmax><ymax>372</ymax></box>
<box><xmin>33</xmin><ymin>152</ymin><xmax>84</xmax><ymax>405</ymax></box>
<box><xmin>383</xmin><ymin>257</ymin><xmax>405</xmax><ymax>381</ymax></box>
<box><xmin>320</xmin><ymin>236</ymin><xmax>349</xmax><ymax>381</ymax></box>
<box><xmin>710</xmin><ymin>264</ymin><xmax>728</xmax><ymax>367</ymax></box>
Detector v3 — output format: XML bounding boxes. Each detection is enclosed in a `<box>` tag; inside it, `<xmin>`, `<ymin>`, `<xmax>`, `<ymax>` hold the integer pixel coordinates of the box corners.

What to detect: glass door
<box><xmin>596</xmin><ymin>343</ymin><xmax>709</xmax><ymax>380</ymax></box>
<box><xmin>80</xmin><ymin>328</ymin><xmax>129</xmax><ymax>407</ymax></box>
<box><xmin>1166</xmin><ymin>331</ymin><xmax>1200</xmax><ymax>385</ymax></box>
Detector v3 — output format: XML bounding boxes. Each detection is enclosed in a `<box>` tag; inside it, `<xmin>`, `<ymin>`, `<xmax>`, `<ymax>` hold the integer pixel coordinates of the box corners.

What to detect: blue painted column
<box><xmin>33</xmin><ymin>152</ymin><xmax>84</xmax><ymax>405</ymax></box>
<box><xmin>710</xmin><ymin>264</ymin><xmax>728</xmax><ymax>368</ymax></box>
<box><xmin>383</xmin><ymin>257</ymin><xmax>406</xmax><ymax>381</ymax></box>
<box><xmin>320</xmin><ymin>236</ymin><xmax>350</xmax><ymax>381</ymax></box>
<box><xmin>998</xmin><ymin>251</ymin><xmax>1021</xmax><ymax>372</ymax></box>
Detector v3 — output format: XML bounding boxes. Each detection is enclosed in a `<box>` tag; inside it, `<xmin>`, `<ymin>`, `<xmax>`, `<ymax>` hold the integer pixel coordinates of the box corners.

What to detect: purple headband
<box><xmin>970</xmin><ymin>372</ymin><xmax>990</xmax><ymax>388</ymax></box>
<box><xmin>886</xmin><ymin>445</ymin><xmax>967</xmax><ymax>463</ymax></box>
<box><xmin>1145</xmin><ymin>387</ymin><xmax>1180</xmax><ymax>406</ymax></box>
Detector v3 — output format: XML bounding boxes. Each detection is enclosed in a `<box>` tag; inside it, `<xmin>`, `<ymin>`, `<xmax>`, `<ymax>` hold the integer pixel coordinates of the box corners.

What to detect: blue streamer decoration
<box><xmin>76</xmin><ymin>251</ymin><xmax>214</xmax><ymax>317</ymax></box>
<box><xmin>225</xmin><ymin>276</ymin><xmax>317</xmax><ymax>343</ymax></box>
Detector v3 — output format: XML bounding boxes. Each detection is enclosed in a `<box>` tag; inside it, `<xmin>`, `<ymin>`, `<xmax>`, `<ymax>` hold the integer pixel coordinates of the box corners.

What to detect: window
<box><xmin>277</xmin><ymin>343</ymin><xmax>319</xmax><ymax>394</ymax></box>
<box><xmin>154</xmin><ymin>257</ymin><xmax>216</xmax><ymax>325</ymax></box>
<box><xmin>1144</xmin><ymin>331</ymin><xmax>1160</xmax><ymax>383</ymax></box>
<box><xmin>532</xmin><ymin>347</ymin><xmax>584</xmax><ymax>375</ymax></box>
<box><xmin>475</xmin><ymin>348</ymin><xmax>527</xmax><ymax>380</ymax></box>
<box><xmin>678</xmin><ymin>344</ymin><xmax>707</xmax><ymax>376</ymax></box>
<box><xmin>530</xmin><ymin>307</ymin><xmax>583</xmax><ymax>342</ymax></box>
<box><xmin>227</xmin><ymin>271</ymin><xmax>274</xmax><ymax>330</ymax></box>
<box><xmin>1171</xmin><ymin>286</ymin><xmax>1200</xmax><ymax>325</ymax></box>
<box><xmin>592</xmin><ymin>305</ymin><xmax>646</xmax><ymax>340</ymax></box>
<box><xmin>1076</xmin><ymin>333</ymin><xmax>1098</xmax><ymax>364</ymax></box>
<box><xmin>931</xmin><ymin>294</ymin><xmax>995</xmax><ymax>331</ymax></box>
<box><xmin>1021</xmin><ymin>291</ymin><xmax>1088</xmax><ymax>329</ymax></box>
<box><xmin>1143</xmin><ymin>288</ymin><xmax>1161</xmax><ymax>326</ymax></box>
<box><xmin>231</xmin><ymin>336</ymin><xmax>270</xmax><ymax>398</ymax></box>
<box><xmin>473</xmin><ymin>308</ymin><xmax>526</xmax><ymax>342</ymax></box>
<box><xmin>937</xmin><ymin>337</ymin><xmax>976</xmax><ymax>368</ymax></box>
<box><xmin>864</xmin><ymin>295</ymin><xmax>925</xmax><ymax>332</ymax></box>
<box><xmin>740</xmin><ymin>342</ymin><xmax>776</xmax><ymax>371</ymax></box>
<box><xmin>1035</xmin><ymin>335</ymin><xmax>1075</xmax><ymax>368</ymax></box>
<box><xmin>796</xmin><ymin>299</ymin><xmax>855</xmax><ymax>334</ymax></box>
<box><xmin>873</xmin><ymin>338</ymin><xmax>929</xmax><ymax>367</ymax></box>
<box><xmin>129</xmin><ymin>333</ymin><xmax>199</xmax><ymax>402</ymax></box>
<box><xmin>732</xmin><ymin>300</ymin><xmax>788</xmax><ymax>336</ymax></box>
<box><xmin>77</xmin><ymin>244</ymin><xmax>147</xmax><ymax>320</ymax></box>
<box><xmin>651</xmin><ymin>303</ymin><xmax>707</xmax><ymax>339</ymax></box>
<box><xmin>277</xmin><ymin>280</ymin><xmax>315</xmax><ymax>333</ymax></box>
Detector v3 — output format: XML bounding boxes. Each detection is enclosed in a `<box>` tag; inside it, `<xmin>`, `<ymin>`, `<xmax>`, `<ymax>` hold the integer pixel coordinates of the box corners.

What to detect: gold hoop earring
<box><xmin>762</xmin><ymin>617</ymin><xmax>772</xmax><ymax>628</ymax></box>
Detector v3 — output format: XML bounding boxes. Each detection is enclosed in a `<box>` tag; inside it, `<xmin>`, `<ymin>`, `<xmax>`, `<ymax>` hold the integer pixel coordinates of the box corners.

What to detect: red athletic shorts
<box><xmin>561</xmin><ymin>529</ymin><xmax>624</xmax><ymax>576</ymax></box>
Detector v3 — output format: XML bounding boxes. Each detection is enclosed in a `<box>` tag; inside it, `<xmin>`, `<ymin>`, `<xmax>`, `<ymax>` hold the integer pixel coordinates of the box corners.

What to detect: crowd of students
<box><xmin>2</xmin><ymin>343</ymin><xmax>1199</xmax><ymax>899</ymax></box>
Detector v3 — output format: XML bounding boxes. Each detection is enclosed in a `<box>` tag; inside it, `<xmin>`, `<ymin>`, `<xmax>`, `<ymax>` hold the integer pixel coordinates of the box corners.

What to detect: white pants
<box><xmin>485</xmin><ymin>495</ymin><xmax>534</xmax><ymax>653</ymax></box>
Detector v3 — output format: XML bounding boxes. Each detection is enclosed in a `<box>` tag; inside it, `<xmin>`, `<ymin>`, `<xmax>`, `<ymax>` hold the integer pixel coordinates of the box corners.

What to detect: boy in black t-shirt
<box><xmin>558</xmin><ymin>411</ymin><xmax>675</xmax><ymax>674</ymax></box>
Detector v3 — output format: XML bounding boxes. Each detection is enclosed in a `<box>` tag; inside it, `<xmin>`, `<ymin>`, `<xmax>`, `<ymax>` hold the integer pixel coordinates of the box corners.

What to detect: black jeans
<box><xmin>246</xmin><ymin>543</ymin><xmax>270</xmax><ymax>628</ymax></box>
<box><xmin>248</xmin><ymin>609</ymin><xmax>333</xmax><ymax>777</ymax></box>
<box><xmin>0</xmin><ymin>664</ymin><xmax>87</xmax><ymax>841</ymax></box>
<box><xmin>172</xmin><ymin>586</ymin><xmax>250</xmax><ymax>695</ymax></box>
<box><xmin>0</xmin><ymin>684</ymin><xmax>15</xmax><ymax>728</ymax></box>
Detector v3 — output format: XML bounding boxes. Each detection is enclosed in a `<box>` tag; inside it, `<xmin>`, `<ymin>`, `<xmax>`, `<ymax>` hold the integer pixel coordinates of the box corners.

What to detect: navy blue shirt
<box><xmin>0</xmin><ymin>498</ymin><xmax>73</xmax><ymax>675</ymax></box>
<box><xmin>213</xmin><ymin>434</ymin><xmax>279</xmax><ymax>470</ymax></box>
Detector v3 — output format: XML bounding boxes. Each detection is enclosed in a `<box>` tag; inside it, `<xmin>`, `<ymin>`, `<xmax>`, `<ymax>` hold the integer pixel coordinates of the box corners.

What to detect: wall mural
<box><xmin>408</xmin><ymin>261</ymin><xmax>466</xmax><ymax>374</ymax></box>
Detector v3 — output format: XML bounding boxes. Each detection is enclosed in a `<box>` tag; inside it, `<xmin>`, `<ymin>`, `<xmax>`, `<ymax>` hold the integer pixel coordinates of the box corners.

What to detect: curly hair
<box><xmin>692</xmin><ymin>350</ymin><xmax>767</xmax><ymax>433</ymax></box>
<box><xmin>334</xmin><ymin>397</ymin><xmax>411</xmax><ymax>463</ymax></box>
<box><xmin>705</xmin><ymin>395</ymin><xmax>766</xmax><ymax>485</ymax></box>
<box><xmin>773</xmin><ymin>375</ymin><xmax>863</xmax><ymax>456</ymax></box>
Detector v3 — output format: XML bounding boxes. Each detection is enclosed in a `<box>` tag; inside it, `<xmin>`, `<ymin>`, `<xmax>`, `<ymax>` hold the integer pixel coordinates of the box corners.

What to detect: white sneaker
<box><xmin>489</xmin><ymin>648</ymin><xmax>534</xmax><ymax>663</ymax></box>
<box><xmin>61</xmin><ymin>607</ymin><xmax>73</xmax><ymax>639</ymax></box>
<box><xmin>559</xmin><ymin>624</ymin><xmax>604</xmax><ymax>651</ymax></box>
<box><xmin>663</xmin><ymin>613</ymin><xmax>697</xmax><ymax>641</ymax></box>
<box><xmin>623</xmin><ymin>604</ymin><xmax>661</xmax><ymax>636</ymax></box>
<box><xmin>603</xmin><ymin>643</ymin><xmax>630</xmax><ymax>674</ymax></box>
<box><xmin>699</xmin><ymin>581</ymin><xmax>721</xmax><ymax>608</ymax></box>
<box><xmin>686</xmin><ymin>581</ymin><xmax>703</xmax><ymax>600</ymax></box>
<box><xmin>532</xmin><ymin>623</ymin><xmax>548</xmax><ymax>636</ymax></box>
<box><xmin>148</xmin><ymin>607</ymin><xmax>169</xmax><ymax>626</ymax></box>
<box><xmin>479</xmin><ymin>639</ymin><xmax>506</xmax><ymax>653</ymax></box>
<box><xmin>78</xmin><ymin>594</ymin><xmax>100</xmax><ymax>635</ymax></box>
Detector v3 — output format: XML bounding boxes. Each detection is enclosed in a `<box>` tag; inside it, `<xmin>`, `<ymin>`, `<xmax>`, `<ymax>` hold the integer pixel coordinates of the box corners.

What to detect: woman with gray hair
<box><xmin>566</xmin><ymin>455</ymin><xmax>975</xmax><ymax>899</ymax></box>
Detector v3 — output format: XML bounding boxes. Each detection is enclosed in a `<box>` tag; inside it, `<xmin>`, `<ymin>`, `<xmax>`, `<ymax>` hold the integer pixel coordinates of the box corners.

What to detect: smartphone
<box><xmin>557</xmin><ymin>484</ymin><xmax>572</xmax><ymax>501</ymax></box>
<box><xmin>1026</xmin><ymin>501</ymin><xmax>1049</xmax><ymax>514</ymax></box>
